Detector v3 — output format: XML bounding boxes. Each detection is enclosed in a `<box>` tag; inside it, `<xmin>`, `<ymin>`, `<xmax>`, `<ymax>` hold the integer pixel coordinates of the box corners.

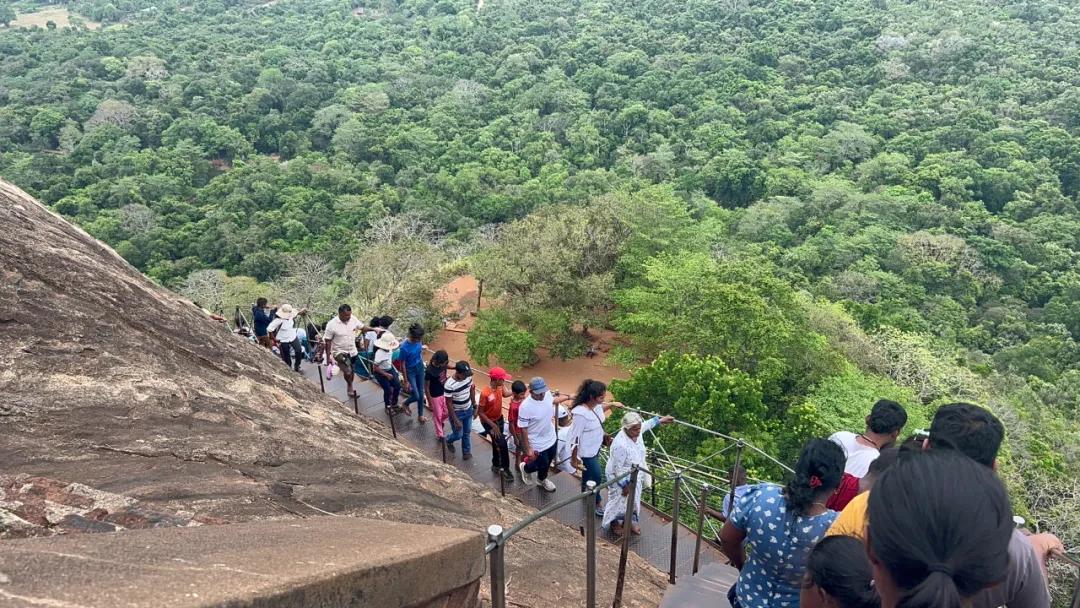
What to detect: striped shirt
<box><xmin>444</xmin><ymin>376</ymin><xmax>474</xmax><ymax>411</ymax></box>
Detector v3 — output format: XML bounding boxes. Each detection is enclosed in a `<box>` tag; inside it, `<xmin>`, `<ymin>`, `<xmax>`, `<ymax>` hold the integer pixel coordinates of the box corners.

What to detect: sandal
<box><xmin>418</xmin><ymin>416</ymin><xmax>427</xmax><ymax>423</ymax></box>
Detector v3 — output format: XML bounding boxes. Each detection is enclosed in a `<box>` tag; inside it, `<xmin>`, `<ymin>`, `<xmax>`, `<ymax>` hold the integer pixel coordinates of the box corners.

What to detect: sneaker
<box><xmin>518</xmin><ymin>462</ymin><xmax>535</xmax><ymax>485</ymax></box>
<box><xmin>446</xmin><ymin>442</ymin><xmax>456</xmax><ymax>453</ymax></box>
<box><xmin>540</xmin><ymin>479</ymin><xmax>557</xmax><ymax>492</ymax></box>
<box><xmin>501</xmin><ymin>469</ymin><xmax>515</xmax><ymax>483</ymax></box>
<box><xmin>463</xmin><ymin>453</ymin><xmax>472</xmax><ymax>461</ymax></box>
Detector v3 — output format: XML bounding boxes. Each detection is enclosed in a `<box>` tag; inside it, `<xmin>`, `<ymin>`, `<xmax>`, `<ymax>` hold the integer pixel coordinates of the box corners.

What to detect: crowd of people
<box><xmin>241</xmin><ymin>301</ymin><xmax>1072</xmax><ymax>608</ymax></box>
<box><xmin>249</xmin><ymin>302</ymin><xmax>673</xmax><ymax>531</ymax></box>
<box><xmin>719</xmin><ymin>399</ymin><xmax>1066</xmax><ymax>608</ymax></box>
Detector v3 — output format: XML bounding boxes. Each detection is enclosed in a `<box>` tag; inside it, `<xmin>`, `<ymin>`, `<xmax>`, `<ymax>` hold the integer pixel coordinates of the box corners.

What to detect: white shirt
<box><xmin>517</xmin><ymin>393</ymin><xmax>557</xmax><ymax>452</ymax></box>
<box><xmin>266</xmin><ymin>316</ymin><xmax>298</xmax><ymax>343</ymax></box>
<box><xmin>569</xmin><ymin>404</ymin><xmax>607</xmax><ymax>459</ymax></box>
<box><xmin>324</xmin><ymin>316</ymin><xmax>361</xmax><ymax>356</ymax></box>
<box><xmin>556</xmin><ymin>424</ymin><xmax>576</xmax><ymax>473</ymax></box>
<box><xmin>363</xmin><ymin>330</ymin><xmax>377</xmax><ymax>352</ymax></box>
<box><xmin>829</xmin><ymin>431</ymin><xmax>879</xmax><ymax>477</ymax></box>
<box><xmin>374</xmin><ymin>348</ymin><xmax>393</xmax><ymax>371</ymax></box>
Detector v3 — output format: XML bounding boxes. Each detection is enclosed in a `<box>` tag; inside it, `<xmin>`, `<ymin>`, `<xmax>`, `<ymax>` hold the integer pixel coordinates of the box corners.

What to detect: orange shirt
<box><xmin>479</xmin><ymin>386</ymin><xmax>504</xmax><ymax>421</ymax></box>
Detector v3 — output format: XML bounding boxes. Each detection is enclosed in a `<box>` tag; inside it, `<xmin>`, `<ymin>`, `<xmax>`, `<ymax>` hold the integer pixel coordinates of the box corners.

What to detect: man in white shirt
<box><xmin>517</xmin><ymin>377</ymin><xmax>559</xmax><ymax>492</ymax></box>
<box><xmin>829</xmin><ymin>399</ymin><xmax>907</xmax><ymax>477</ymax></box>
<box><xmin>323</xmin><ymin>304</ymin><xmax>363</xmax><ymax>398</ymax></box>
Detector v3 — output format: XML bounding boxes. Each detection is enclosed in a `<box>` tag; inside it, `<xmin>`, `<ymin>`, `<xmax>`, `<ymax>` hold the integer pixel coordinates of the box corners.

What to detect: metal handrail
<box><xmin>484</xmin><ymin>469</ymin><xmax>633</xmax><ymax>553</ymax></box>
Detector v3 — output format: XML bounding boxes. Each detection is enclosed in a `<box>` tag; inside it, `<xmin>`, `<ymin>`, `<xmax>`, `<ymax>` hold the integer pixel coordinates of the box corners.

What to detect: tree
<box><xmin>0</xmin><ymin>4</ymin><xmax>15</xmax><ymax>27</ymax></box>
<box><xmin>699</xmin><ymin>150</ymin><xmax>766</xmax><ymax>208</ymax></box>
<box><xmin>270</xmin><ymin>254</ymin><xmax>343</xmax><ymax>320</ymax></box>
<box><xmin>466</xmin><ymin>310</ymin><xmax>539</xmax><ymax>370</ymax></box>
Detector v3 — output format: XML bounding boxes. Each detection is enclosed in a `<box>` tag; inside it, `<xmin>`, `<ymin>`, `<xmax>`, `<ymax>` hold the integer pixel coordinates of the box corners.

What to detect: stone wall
<box><xmin>0</xmin><ymin>516</ymin><xmax>485</xmax><ymax>608</ymax></box>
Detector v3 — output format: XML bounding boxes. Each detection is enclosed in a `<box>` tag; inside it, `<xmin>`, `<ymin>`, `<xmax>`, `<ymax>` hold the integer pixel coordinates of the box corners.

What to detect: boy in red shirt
<box><xmin>478</xmin><ymin>367</ymin><xmax>514</xmax><ymax>483</ymax></box>
<box><xmin>506</xmin><ymin>380</ymin><xmax>528</xmax><ymax>473</ymax></box>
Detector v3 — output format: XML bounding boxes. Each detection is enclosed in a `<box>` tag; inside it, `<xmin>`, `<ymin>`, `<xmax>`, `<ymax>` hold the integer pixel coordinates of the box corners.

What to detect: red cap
<box><xmin>489</xmin><ymin>367</ymin><xmax>512</xmax><ymax>381</ymax></box>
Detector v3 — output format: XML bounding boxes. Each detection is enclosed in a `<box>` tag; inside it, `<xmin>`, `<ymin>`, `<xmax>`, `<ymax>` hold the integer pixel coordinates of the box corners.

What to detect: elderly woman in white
<box><xmin>602</xmin><ymin>411</ymin><xmax>674</xmax><ymax>535</ymax></box>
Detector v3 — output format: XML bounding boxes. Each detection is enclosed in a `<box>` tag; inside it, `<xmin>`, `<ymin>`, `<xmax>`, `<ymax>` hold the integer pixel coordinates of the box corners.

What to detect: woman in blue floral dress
<box><xmin>720</xmin><ymin>438</ymin><xmax>846</xmax><ymax>608</ymax></box>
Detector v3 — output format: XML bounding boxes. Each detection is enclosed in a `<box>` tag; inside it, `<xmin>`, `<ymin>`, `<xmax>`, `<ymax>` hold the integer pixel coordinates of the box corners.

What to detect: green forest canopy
<box><xmin>1</xmin><ymin>0</ymin><xmax>1078</xmax><ymax>590</ymax></box>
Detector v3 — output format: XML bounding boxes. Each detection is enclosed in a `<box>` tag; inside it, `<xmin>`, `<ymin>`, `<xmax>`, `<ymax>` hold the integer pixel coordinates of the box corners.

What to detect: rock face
<box><xmin>0</xmin><ymin>180</ymin><xmax>666</xmax><ymax>606</ymax></box>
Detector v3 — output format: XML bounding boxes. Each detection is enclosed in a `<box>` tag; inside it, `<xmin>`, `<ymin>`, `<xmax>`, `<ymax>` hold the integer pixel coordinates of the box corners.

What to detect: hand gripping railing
<box><xmin>485</xmin><ymin>468</ymin><xmax>637</xmax><ymax>608</ymax></box>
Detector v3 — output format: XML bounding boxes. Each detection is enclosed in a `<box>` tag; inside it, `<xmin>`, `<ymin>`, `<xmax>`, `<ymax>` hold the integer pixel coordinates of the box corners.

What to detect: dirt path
<box><xmin>431</xmin><ymin>275</ymin><xmax>629</xmax><ymax>394</ymax></box>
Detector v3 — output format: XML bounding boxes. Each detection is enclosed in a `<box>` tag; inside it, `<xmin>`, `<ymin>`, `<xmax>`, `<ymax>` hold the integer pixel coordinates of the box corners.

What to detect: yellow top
<box><xmin>826</xmin><ymin>490</ymin><xmax>869</xmax><ymax>540</ymax></box>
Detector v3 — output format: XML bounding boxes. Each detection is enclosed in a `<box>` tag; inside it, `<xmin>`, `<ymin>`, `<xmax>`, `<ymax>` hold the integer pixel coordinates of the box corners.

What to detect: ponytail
<box><xmin>868</xmin><ymin>449</ymin><xmax>1012</xmax><ymax>608</ymax></box>
<box><xmin>572</xmin><ymin>379</ymin><xmax>606</xmax><ymax>408</ymax></box>
<box><xmin>784</xmin><ymin>438</ymin><xmax>844</xmax><ymax>516</ymax></box>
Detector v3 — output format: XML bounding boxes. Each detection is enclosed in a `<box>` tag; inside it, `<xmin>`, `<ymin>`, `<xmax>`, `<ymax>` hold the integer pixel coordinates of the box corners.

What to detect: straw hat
<box><xmin>276</xmin><ymin>304</ymin><xmax>298</xmax><ymax>320</ymax></box>
<box><xmin>374</xmin><ymin>331</ymin><xmax>400</xmax><ymax>351</ymax></box>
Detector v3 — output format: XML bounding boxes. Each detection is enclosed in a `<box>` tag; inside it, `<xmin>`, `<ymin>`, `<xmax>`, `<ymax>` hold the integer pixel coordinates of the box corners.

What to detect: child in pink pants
<box><xmin>425</xmin><ymin>350</ymin><xmax>450</xmax><ymax>439</ymax></box>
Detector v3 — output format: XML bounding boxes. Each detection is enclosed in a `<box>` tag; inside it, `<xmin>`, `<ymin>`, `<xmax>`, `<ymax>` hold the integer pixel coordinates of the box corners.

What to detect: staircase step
<box><xmin>660</xmin><ymin>561</ymin><xmax>739</xmax><ymax>608</ymax></box>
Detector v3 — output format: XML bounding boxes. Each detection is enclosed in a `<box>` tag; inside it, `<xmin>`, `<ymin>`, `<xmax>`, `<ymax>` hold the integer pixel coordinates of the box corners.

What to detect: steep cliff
<box><xmin>0</xmin><ymin>180</ymin><xmax>666</xmax><ymax>606</ymax></box>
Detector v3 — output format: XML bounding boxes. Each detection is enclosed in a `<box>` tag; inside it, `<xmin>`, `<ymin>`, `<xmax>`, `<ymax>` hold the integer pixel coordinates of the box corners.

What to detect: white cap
<box><xmin>557</xmin><ymin>405</ymin><xmax>570</xmax><ymax>419</ymax></box>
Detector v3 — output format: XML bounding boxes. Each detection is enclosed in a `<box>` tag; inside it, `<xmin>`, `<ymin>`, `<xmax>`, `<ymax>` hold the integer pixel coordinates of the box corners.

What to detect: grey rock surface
<box><xmin>0</xmin><ymin>180</ymin><xmax>666</xmax><ymax>607</ymax></box>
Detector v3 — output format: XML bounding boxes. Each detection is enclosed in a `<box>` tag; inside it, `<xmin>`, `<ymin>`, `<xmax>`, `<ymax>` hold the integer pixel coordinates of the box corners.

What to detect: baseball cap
<box><xmin>528</xmin><ymin>377</ymin><xmax>548</xmax><ymax>394</ymax></box>
<box><xmin>557</xmin><ymin>405</ymin><xmax>570</xmax><ymax>419</ymax></box>
<box><xmin>489</xmin><ymin>367</ymin><xmax>512</xmax><ymax>382</ymax></box>
<box><xmin>455</xmin><ymin>361</ymin><xmax>473</xmax><ymax>376</ymax></box>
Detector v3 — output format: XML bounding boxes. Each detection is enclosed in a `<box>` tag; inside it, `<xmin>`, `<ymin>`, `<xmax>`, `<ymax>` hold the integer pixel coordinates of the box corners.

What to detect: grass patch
<box><xmin>10</xmin><ymin>6</ymin><xmax>101</xmax><ymax>29</ymax></box>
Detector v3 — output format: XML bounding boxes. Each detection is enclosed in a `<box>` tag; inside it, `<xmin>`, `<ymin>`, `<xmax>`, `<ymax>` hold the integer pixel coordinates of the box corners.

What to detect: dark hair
<box><xmin>256</xmin><ymin>297</ymin><xmax>268</xmax><ymax>307</ymax></box>
<box><xmin>868</xmin><ymin>449</ymin><xmax>1012</xmax><ymax>608</ymax></box>
<box><xmin>408</xmin><ymin>323</ymin><xmax>424</xmax><ymax>339</ymax></box>
<box><xmin>511</xmin><ymin>380</ymin><xmax>527</xmax><ymax>395</ymax></box>
<box><xmin>899</xmin><ymin>434</ymin><xmax>924</xmax><ymax>454</ymax></box>
<box><xmin>867</xmin><ymin>399</ymin><xmax>907</xmax><ymax>435</ymax></box>
<box><xmin>369</xmin><ymin>316</ymin><xmax>381</xmax><ymax>327</ymax></box>
<box><xmin>338</xmin><ymin>303</ymin><xmax>352</xmax><ymax>313</ymax></box>
<box><xmin>806</xmin><ymin>536</ymin><xmax>880</xmax><ymax>608</ymax></box>
<box><xmin>572</xmin><ymin>379</ymin><xmax>607</xmax><ymax>407</ymax></box>
<box><xmin>867</xmin><ymin>446</ymin><xmax>900</xmax><ymax>478</ymax></box>
<box><xmin>379</xmin><ymin>315</ymin><xmax>394</xmax><ymax>328</ymax></box>
<box><xmin>785</xmin><ymin>438</ymin><xmax>845</xmax><ymax>516</ymax></box>
<box><xmin>929</xmin><ymin>403</ymin><xmax>1004</xmax><ymax>467</ymax></box>
<box><xmin>431</xmin><ymin>350</ymin><xmax>448</xmax><ymax>365</ymax></box>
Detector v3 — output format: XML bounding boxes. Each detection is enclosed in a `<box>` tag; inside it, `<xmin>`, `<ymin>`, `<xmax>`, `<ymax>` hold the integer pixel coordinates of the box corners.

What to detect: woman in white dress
<box><xmin>602</xmin><ymin>411</ymin><xmax>674</xmax><ymax>535</ymax></box>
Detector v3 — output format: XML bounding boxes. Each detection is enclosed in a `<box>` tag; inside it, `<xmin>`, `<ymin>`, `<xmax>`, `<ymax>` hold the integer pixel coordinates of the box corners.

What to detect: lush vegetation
<box><xmin>2</xmin><ymin>0</ymin><xmax>1078</xmax><ymax>593</ymax></box>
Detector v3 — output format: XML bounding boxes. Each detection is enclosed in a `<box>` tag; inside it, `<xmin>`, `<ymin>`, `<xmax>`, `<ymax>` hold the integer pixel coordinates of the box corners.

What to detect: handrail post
<box><xmin>729</xmin><ymin>440</ymin><xmax>745</xmax><ymax>516</ymax></box>
<box><xmin>668</xmin><ymin>473</ymin><xmax>682</xmax><ymax>585</ymax></box>
<box><xmin>317</xmin><ymin>363</ymin><xmax>325</xmax><ymax>393</ymax></box>
<box><xmin>488</xmin><ymin>525</ymin><xmax>506</xmax><ymax>608</ymax></box>
<box><xmin>584</xmin><ymin>480</ymin><xmax>597</xmax><ymax>608</ymax></box>
<box><xmin>386</xmin><ymin>404</ymin><xmax>397</xmax><ymax>438</ymax></box>
<box><xmin>693</xmin><ymin>483</ymin><xmax>710</xmax><ymax>575</ymax></box>
<box><xmin>612</xmin><ymin>466</ymin><xmax>638</xmax><ymax>608</ymax></box>
<box><xmin>352</xmin><ymin>394</ymin><xmax>359</xmax><ymax>415</ymax></box>
<box><xmin>648</xmin><ymin>452</ymin><xmax>658</xmax><ymax>509</ymax></box>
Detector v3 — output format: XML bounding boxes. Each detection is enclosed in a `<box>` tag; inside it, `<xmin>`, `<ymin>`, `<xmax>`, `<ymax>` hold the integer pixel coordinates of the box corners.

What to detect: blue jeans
<box><xmin>375</xmin><ymin>367</ymin><xmax>401</xmax><ymax>408</ymax></box>
<box><xmin>402</xmin><ymin>363</ymin><xmax>426</xmax><ymax>417</ymax></box>
<box><xmin>446</xmin><ymin>408</ymin><xmax>473</xmax><ymax>454</ymax></box>
<box><xmin>581</xmin><ymin>454</ymin><xmax>604</xmax><ymax>505</ymax></box>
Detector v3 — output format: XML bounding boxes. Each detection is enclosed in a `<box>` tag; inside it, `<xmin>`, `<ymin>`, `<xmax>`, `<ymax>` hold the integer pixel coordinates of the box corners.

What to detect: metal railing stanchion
<box><xmin>612</xmin><ymin>465</ymin><xmax>639</xmax><ymax>608</ymax></box>
<box><xmin>386</xmin><ymin>406</ymin><xmax>398</xmax><ymax>438</ymax></box>
<box><xmin>583</xmin><ymin>480</ymin><xmax>597</xmax><ymax>608</ymax></box>
<box><xmin>729</xmin><ymin>440</ymin><xmax>745</xmax><ymax>514</ymax></box>
<box><xmin>692</xmin><ymin>483</ymin><xmax>710</xmax><ymax>575</ymax></box>
<box><xmin>317</xmin><ymin>364</ymin><xmax>325</xmax><ymax>393</ymax></box>
<box><xmin>352</xmin><ymin>393</ymin><xmax>359</xmax><ymax>415</ymax></box>
<box><xmin>668</xmin><ymin>473</ymin><xmax>682</xmax><ymax>585</ymax></box>
<box><xmin>487</xmin><ymin>525</ymin><xmax>506</xmax><ymax>608</ymax></box>
<box><xmin>649</xmin><ymin>452</ymin><xmax>658</xmax><ymax>509</ymax></box>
